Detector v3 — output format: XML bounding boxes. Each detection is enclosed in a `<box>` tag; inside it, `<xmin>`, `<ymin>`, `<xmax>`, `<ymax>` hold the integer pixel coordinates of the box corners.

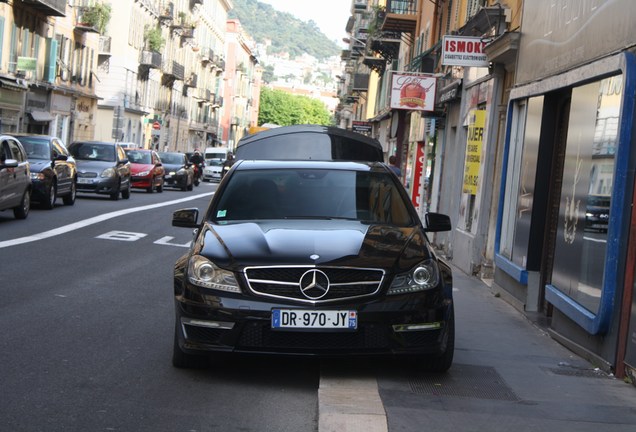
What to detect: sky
<box><xmin>258</xmin><ymin>0</ymin><xmax>352</xmax><ymax>47</ymax></box>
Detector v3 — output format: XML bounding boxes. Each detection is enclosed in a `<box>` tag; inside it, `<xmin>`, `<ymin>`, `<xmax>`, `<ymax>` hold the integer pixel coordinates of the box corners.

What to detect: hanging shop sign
<box><xmin>352</xmin><ymin>121</ymin><xmax>372</xmax><ymax>134</ymax></box>
<box><xmin>390</xmin><ymin>72</ymin><xmax>437</xmax><ymax>111</ymax></box>
<box><xmin>463</xmin><ymin>109</ymin><xmax>486</xmax><ymax>194</ymax></box>
<box><xmin>17</xmin><ymin>57</ymin><xmax>37</xmax><ymax>72</ymax></box>
<box><xmin>441</xmin><ymin>36</ymin><xmax>489</xmax><ymax>67</ymax></box>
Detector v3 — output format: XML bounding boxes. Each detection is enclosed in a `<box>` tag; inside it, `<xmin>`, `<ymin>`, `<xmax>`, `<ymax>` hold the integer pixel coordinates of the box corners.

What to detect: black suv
<box><xmin>171</xmin><ymin>126</ymin><xmax>455</xmax><ymax>371</ymax></box>
<box><xmin>14</xmin><ymin>134</ymin><xmax>77</xmax><ymax>209</ymax></box>
<box><xmin>0</xmin><ymin>135</ymin><xmax>31</xmax><ymax>219</ymax></box>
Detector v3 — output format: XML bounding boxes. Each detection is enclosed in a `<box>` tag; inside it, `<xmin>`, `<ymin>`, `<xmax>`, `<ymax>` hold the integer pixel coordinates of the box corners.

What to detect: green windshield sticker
<box><xmin>217</xmin><ymin>210</ymin><xmax>227</xmax><ymax>218</ymax></box>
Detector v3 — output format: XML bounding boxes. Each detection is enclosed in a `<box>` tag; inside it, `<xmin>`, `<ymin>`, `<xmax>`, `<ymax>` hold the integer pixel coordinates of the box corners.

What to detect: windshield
<box><xmin>70</xmin><ymin>143</ymin><xmax>115</xmax><ymax>162</ymax></box>
<box><xmin>125</xmin><ymin>150</ymin><xmax>152</xmax><ymax>164</ymax></box>
<box><xmin>158</xmin><ymin>152</ymin><xmax>184</xmax><ymax>165</ymax></box>
<box><xmin>212</xmin><ymin>168</ymin><xmax>414</xmax><ymax>225</ymax></box>
<box><xmin>205</xmin><ymin>152</ymin><xmax>226</xmax><ymax>160</ymax></box>
<box><xmin>206</xmin><ymin>159</ymin><xmax>223</xmax><ymax>166</ymax></box>
<box><xmin>20</xmin><ymin>137</ymin><xmax>50</xmax><ymax>160</ymax></box>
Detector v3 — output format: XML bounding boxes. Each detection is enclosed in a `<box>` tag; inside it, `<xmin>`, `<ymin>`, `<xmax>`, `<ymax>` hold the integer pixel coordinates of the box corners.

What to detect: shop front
<box><xmin>494</xmin><ymin>0</ymin><xmax>636</xmax><ymax>373</ymax></box>
<box><xmin>0</xmin><ymin>78</ymin><xmax>27</xmax><ymax>133</ymax></box>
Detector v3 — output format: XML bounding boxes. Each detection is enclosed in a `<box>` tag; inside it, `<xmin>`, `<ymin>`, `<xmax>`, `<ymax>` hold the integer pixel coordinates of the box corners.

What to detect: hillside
<box><xmin>228</xmin><ymin>0</ymin><xmax>341</xmax><ymax>60</ymax></box>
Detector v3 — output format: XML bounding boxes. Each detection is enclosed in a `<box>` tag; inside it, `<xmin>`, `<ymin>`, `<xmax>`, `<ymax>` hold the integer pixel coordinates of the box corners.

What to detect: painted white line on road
<box><xmin>0</xmin><ymin>192</ymin><xmax>214</xmax><ymax>249</ymax></box>
<box><xmin>319</xmin><ymin>372</ymin><xmax>387</xmax><ymax>432</ymax></box>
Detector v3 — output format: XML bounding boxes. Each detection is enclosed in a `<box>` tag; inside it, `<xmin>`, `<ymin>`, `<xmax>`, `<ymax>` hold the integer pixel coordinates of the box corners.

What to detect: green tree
<box><xmin>258</xmin><ymin>88</ymin><xmax>332</xmax><ymax>126</ymax></box>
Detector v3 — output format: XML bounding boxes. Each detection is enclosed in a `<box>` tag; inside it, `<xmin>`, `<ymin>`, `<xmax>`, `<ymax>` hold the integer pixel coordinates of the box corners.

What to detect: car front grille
<box><xmin>244</xmin><ymin>266</ymin><xmax>384</xmax><ymax>304</ymax></box>
<box><xmin>78</xmin><ymin>172</ymin><xmax>97</xmax><ymax>178</ymax></box>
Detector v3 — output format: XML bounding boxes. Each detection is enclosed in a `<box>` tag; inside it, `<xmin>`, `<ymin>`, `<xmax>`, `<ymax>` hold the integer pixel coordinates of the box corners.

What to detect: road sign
<box><xmin>153</xmin><ymin>121</ymin><xmax>161</xmax><ymax>130</ymax></box>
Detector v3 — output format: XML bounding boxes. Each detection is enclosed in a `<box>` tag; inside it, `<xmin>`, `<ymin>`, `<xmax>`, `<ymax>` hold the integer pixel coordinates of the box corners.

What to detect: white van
<box><xmin>203</xmin><ymin>147</ymin><xmax>230</xmax><ymax>182</ymax></box>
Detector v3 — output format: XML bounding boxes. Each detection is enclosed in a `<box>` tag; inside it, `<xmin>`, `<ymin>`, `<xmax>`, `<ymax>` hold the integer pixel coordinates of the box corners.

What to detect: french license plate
<box><xmin>77</xmin><ymin>178</ymin><xmax>93</xmax><ymax>184</ymax></box>
<box><xmin>271</xmin><ymin>309</ymin><xmax>357</xmax><ymax>329</ymax></box>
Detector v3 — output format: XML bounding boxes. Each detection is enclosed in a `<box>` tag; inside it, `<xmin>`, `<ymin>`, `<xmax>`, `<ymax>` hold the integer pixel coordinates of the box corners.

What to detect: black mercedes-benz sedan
<box><xmin>171</xmin><ymin>159</ymin><xmax>454</xmax><ymax>371</ymax></box>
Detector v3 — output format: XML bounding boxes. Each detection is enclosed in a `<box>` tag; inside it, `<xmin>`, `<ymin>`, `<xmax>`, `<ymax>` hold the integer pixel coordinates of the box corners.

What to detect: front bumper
<box><xmin>131</xmin><ymin>175</ymin><xmax>152</xmax><ymax>189</ymax></box>
<box><xmin>76</xmin><ymin>176</ymin><xmax>119</xmax><ymax>194</ymax></box>
<box><xmin>174</xmin><ymin>282</ymin><xmax>453</xmax><ymax>357</ymax></box>
<box><xmin>164</xmin><ymin>173</ymin><xmax>188</xmax><ymax>188</ymax></box>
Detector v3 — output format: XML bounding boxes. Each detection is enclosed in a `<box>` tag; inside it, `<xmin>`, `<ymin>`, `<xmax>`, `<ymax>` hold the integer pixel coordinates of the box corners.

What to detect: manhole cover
<box><xmin>409</xmin><ymin>364</ymin><xmax>520</xmax><ymax>401</ymax></box>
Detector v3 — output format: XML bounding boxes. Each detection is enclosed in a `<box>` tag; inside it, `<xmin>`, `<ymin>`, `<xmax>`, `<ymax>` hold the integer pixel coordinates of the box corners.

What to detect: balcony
<box><xmin>380</xmin><ymin>0</ymin><xmax>417</xmax><ymax>34</ymax></box>
<box><xmin>191</xmin><ymin>0</ymin><xmax>203</xmax><ymax>6</ymax></box>
<box><xmin>180</xmin><ymin>27</ymin><xmax>195</xmax><ymax>39</ymax></box>
<box><xmin>353</xmin><ymin>0</ymin><xmax>367</xmax><ymax>12</ymax></box>
<box><xmin>184</xmin><ymin>73</ymin><xmax>198</xmax><ymax>88</ymax></box>
<box><xmin>363</xmin><ymin>56</ymin><xmax>388</xmax><ymax>76</ymax></box>
<box><xmin>98</xmin><ymin>36</ymin><xmax>111</xmax><ymax>56</ymax></box>
<box><xmin>352</xmin><ymin>73</ymin><xmax>369</xmax><ymax>91</ymax></box>
<box><xmin>20</xmin><ymin>0</ymin><xmax>66</xmax><ymax>17</ymax></box>
<box><xmin>201</xmin><ymin>48</ymin><xmax>214</xmax><ymax>64</ymax></box>
<box><xmin>162</xmin><ymin>60</ymin><xmax>185</xmax><ymax>86</ymax></box>
<box><xmin>160</xmin><ymin>1</ymin><xmax>174</xmax><ymax>21</ymax></box>
<box><xmin>369</xmin><ymin>31</ymin><xmax>401</xmax><ymax>63</ymax></box>
<box><xmin>140</xmin><ymin>51</ymin><xmax>162</xmax><ymax>69</ymax></box>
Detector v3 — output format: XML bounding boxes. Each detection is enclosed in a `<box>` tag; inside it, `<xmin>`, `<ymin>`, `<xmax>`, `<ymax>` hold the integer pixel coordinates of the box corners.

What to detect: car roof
<box><xmin>233</xmin><ymin>159</ymin><xmax>385</xmax><ymax>172</ymax></box>
<box><xmin>235</xmin><ymin>124</ymin><xmax>383</xmax><ymax>162</ymax></box>
<box><xmin>70</xmin><ymin>140</ymin><xmax>119</xmax><ymax>146</ymax></box>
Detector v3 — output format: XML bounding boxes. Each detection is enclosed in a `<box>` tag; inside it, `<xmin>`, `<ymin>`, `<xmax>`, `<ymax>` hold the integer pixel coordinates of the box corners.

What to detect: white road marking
<box><xmin>154</xmin><ymin>236</ymin><xmax>192</xmax><ymax>248</ymax></box>
<box><xmin>0</xmin><ymin>192</ymin><xmax>214</xmax><ymax>249</ymax></box>
<box><xmin>96</xmin><ymin>231</ymin><xmax>148</xmax><ymax>241</ymax></box>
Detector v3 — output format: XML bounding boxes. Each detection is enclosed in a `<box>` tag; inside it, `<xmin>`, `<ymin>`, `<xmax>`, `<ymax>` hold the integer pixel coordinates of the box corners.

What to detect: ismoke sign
<box><xmin>441</xmin><ymin>35</ymin><xmax>489</xmax><ymax>67</ymax></box>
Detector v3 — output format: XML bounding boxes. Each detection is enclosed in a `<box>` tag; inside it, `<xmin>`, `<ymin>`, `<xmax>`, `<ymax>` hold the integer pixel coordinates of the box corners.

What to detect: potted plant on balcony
<box><xmin>82</xmin><ymin>2</ymin><xmax>112</xmax><ymax>35</ymax></box>
<box><xmin>144</xmin><ymin>26</ymin><xmax>165</xmax><ymax>52</ymax></box>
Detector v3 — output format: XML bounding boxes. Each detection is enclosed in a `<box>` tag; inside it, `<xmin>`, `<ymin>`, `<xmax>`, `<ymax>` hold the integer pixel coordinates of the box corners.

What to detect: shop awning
<box><xmin>29</xmin><ymin>110</ymin><xmax>55</xmax><ymax>122</ymax></box>
<box><xmin>0</xmin><ymin>78</ymin><xmax>28</xmax><ymax>92</ymax></box>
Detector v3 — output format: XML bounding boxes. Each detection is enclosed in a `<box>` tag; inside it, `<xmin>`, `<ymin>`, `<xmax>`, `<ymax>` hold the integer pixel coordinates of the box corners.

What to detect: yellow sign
<box><xmin>463</xmin><ymin>109</ymin><xmax>486</xmax><ymax>194</ymax></box>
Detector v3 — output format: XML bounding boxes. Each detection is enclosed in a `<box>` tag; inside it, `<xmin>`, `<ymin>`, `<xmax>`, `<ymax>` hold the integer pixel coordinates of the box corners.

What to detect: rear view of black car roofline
<box><xmin>234</xmin><ymin>125</ymin><xmax>384</xmax><ymax>162</ymax></box>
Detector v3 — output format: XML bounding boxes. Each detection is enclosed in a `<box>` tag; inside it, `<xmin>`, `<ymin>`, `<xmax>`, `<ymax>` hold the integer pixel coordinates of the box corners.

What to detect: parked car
<box><xmin>14</xmin><ymin>134</ymin><xmax>77</xmax><ymax>209</ymax></box>
<box><xmin>171</xmin><ymin>159</ymin><xmax>454</xmax><ymax>371</ymax></box>
<box><xmin>124</xmin><ymin>148</ymin><xmax>164</xmax><ymax>193</ymax></box>
<box><xmin>0</xmin><ymin>135</ymin><xmax>31</xmax><ymax>219</ymax></box>
<box><xmin>68</xmin><ymin>141</ymin><xmax>131</xmax><ymax>200</ymax></box>
<box><xmin>158</xmin><ymin>151</ymin><xmax>194</xmax><ymax>191</ymax></box>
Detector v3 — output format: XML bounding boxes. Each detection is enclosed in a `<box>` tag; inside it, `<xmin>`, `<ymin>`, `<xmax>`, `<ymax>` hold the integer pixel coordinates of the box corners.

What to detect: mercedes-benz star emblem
<box><xmin>299</xmin><ymin>269</ymin><xmax>330</xmax><ymax>300</ymax></box>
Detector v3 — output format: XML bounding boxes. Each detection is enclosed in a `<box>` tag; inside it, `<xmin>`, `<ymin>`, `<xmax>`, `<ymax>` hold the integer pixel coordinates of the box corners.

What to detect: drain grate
<box><xmin>409</xmin><ymin>364</ymin><xmax>520</xmax><ymax>401</ymax></box>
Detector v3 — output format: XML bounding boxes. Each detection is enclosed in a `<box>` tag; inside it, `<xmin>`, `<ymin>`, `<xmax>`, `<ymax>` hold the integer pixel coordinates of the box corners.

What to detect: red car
<box><xmin>124</xmin><ymin>148</ymin><xmax>165</xmax><ymax>193</ymax></box>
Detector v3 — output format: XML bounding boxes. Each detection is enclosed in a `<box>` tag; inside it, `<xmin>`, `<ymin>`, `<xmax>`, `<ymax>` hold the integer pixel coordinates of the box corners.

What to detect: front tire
<box><xmin>420</xmin><ymin>309</ymin><xmax>455</xmax><ymax>373</ymax></box>
<box><xmin>121</xmin><ymin>181</ymin><xmax>131</xmax><ymax>199</ymax></box>
<box><xmin>172</xmin><ymin>322</ymin><xmax>203</xmax><ymax>369</ymax></box>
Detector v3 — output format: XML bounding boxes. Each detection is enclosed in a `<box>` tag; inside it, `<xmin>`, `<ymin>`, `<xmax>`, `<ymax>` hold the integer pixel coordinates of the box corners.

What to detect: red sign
<box><xmin>411</xmin><ymin>141</ymin><xmax>426</xmax><ymax>212</ymax></box>
<box><xmin>152</xmin><ymin>121</ymin><xmax>161</xmax><ymax>130</ymax></box>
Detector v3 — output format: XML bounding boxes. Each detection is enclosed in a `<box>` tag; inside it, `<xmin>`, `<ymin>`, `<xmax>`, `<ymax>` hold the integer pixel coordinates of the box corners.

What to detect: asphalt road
<box><xmin>0</xmin><ymin>184</ymin><xmax>319</xmax><ymax>432</ymax></box>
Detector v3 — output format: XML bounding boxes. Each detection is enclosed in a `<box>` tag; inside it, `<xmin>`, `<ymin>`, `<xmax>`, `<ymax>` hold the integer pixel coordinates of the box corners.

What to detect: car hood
<box><xmin>163</xmin><ymin>163</ymin><xmax>185</xmax><ymax>172</ymax></box>
<box><xmin>75</xmin><ymin>159</ymin><xmax>115</xmax><ymax>173</ymax></box>
<box><xmin>198</xmin><ymin>220</ymin><xmax>431</xmax><ymax>272</ymax></box>
<box><xmin>28</xmin><ymin>160</ymin><xmax>51</xmax><ymax>173</ymax></box>
<box><xmin>130</xmin><ymin>163</ymin><xmax>155</xmax><ymax>174</ymax></box>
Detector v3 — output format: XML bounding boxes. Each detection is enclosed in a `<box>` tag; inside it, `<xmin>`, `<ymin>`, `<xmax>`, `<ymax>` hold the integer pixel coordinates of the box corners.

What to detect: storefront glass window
<box><xmin>551</xmin><ymin>75</ymin><xmax>621</xmax><ymax>313</ymax></box>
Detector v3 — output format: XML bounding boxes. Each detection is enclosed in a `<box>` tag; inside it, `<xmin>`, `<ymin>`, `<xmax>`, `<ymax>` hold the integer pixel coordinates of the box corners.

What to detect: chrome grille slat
<box><xmin>244</xmin><ymin>265</ymin><xmax>384</xmax><ymax>304</ymax></box>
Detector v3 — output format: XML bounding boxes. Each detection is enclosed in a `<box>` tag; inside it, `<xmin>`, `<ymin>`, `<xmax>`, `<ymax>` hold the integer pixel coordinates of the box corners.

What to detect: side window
<box><xmin>7</xmin><ymin>140</ymin><xmax>25</xmax><ymax>161</ymax></box>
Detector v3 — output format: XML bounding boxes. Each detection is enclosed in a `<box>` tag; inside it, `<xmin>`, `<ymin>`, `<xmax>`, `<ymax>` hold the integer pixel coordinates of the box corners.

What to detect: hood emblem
<box><xmin>310</xmin><ymin>254</ymin><xmax>319</xmax><ymax>260</ymax></box>
<box><xmin>299</xmin><ymin>269</ymin><xmax>330</xmax><ymax>300</ymax></box>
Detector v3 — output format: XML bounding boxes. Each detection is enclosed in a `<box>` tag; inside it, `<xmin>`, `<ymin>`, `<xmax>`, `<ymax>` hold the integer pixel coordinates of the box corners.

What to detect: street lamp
<box><xmin>342</xmin><ymin>36</ymin><xmax>366</xmax><ymax>46</ymax></box>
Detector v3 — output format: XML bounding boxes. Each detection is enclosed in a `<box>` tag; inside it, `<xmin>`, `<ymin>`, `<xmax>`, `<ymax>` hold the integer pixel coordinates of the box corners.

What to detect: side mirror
<box><xmin>424</xmin><ymin>212</ymin><xmax>451</xmax><ymax>232</ymax></box>
<box><xmin>173</xmin><ymin>208</ymin><xmax>199</xmax><ymax>228</ymax></box>
<box><xmin>0</xmin><ymin>159</ymin><xmax>19</xmax><ymax>169</ymax></box>
<box><xmin>54</xmin><ymin>154</ymin><xmax>68</xmax><ymax>162</ymax></box>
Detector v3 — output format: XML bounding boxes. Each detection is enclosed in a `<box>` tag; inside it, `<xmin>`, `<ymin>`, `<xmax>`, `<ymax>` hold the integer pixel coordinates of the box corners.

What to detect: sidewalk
<box><xmin>376</xmin><ymin>263</ymin><xmax>636</xmax><ymax>431</ymax></box>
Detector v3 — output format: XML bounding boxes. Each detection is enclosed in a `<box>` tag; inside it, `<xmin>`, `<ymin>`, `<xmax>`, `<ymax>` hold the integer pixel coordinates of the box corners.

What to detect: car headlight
<box><xmin>168</xmin><ymin>171</ymin><xmax>177</xmax><ymax>176</ymax></box>
<box><xmin>387</xmin><ymin>259</ymin><xmax>440</xmax><ymax>295</ymax></box>
<box><xmin>30</xmin><ymin>172</ymin><xmax>45</xmax><ymax>180</ymax></box>
<box><xmin>138</xmin><ymin>170</ymin><xmax>151</xmax><ymax>176</ymax></box>
<box><xmin>177</xmin><ymin>168</ymin><xmax>187</xmax><ymax>175</ymax></box>
<box><xmin>188</xmin><ymin>255</ymin><xmax>241</xmax><ymax>293</ymax></box>
<box><xmin>101</xmin><ymin>167</ymin><xmax>116</xmax><ymax>178</ymax></box>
